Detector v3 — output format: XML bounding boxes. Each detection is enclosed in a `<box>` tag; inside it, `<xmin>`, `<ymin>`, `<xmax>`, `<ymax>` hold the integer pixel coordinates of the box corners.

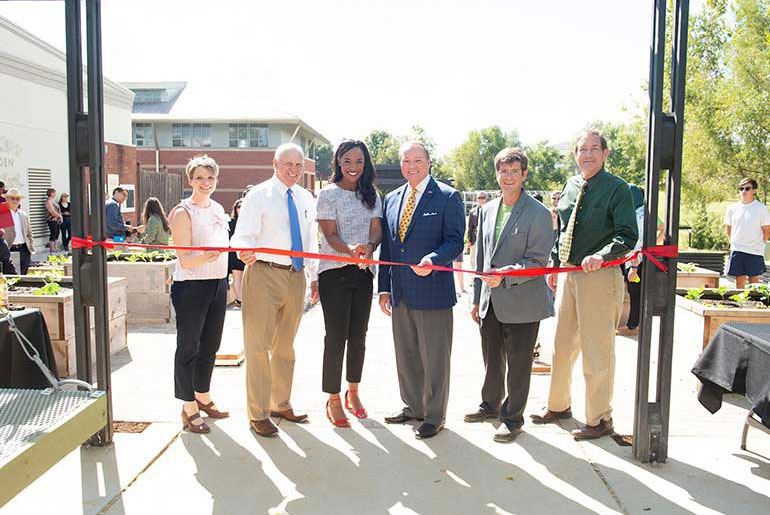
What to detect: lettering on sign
<box><xmin>0</xmin><ymin>136</ymin><xmax>22</xmax><ymax>168</ymax></box>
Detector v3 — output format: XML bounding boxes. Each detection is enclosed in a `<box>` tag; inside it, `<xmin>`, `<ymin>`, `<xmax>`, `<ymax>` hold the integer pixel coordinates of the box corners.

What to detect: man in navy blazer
<box><xmin>379</xmin><ymin>141</ymin><xmax>465</xmax><ymax>439</ymax></box>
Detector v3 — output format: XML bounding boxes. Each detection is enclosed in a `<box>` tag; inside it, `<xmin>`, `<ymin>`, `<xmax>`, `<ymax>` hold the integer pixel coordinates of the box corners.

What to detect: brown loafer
<box><xmin>571</xmin><ymin>419</ymin><xmax>614</xmax><ymax>440</ymax></box>
<box><xmin>616</xmin><ymin>326</ymin><xmax>639</xmax><ymax>336</ymax></box>
<box><xmin>196</xmin><ymin>399</ymin><xmax>229</xmax><ymax>419</ymax></box>
<box><xmin>250</xmin><ymin>418</ymin><xmax>279</xmax><ymax>437</ymax></box>
<box><xmin>270</xmin><ymin>408</ymin><xmax>309</xmax><ymax>423</ymax></box>
<box><xmin>530</xmin><ymin>407</ymin><xmax>573</xmax><ymax>424</ymax></box>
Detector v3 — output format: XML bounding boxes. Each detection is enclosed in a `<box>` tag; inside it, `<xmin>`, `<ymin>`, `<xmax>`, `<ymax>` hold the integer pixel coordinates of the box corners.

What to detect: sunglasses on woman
<box><xmin>738</xmin><ymin>186</ymin><xmax>753</xmax><ymax>191</ymax></box>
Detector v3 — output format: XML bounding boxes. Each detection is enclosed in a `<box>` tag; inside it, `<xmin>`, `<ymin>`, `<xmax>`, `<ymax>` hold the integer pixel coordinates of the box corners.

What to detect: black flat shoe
<box><xmin>384</xmin><ymin>410</ymin><xmax>423</xmax><ymax>424</ymax></box>
<box><xmin>415</xmin><ymin>422</ymin><xmax>443</xmax><ymax>439</ymax></box>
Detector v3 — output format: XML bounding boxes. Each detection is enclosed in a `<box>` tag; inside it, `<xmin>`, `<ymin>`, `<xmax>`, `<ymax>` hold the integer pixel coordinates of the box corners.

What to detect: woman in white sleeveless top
<box><xmin>169</xmin><ymin>155</ymin><xmax>230</xmax><ymax>434</ymax></box>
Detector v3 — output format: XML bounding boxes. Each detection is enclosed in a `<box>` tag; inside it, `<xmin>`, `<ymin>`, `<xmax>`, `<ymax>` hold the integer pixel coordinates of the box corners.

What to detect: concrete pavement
<box><xmin>4</xmin><ymin>290</ymin><xmax>770</xmax><ymax>514</ymax></box>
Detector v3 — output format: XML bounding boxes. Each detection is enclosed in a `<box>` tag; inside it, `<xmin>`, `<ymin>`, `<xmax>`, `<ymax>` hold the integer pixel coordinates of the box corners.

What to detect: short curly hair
<box><xmin>184</xmin><ymin>155</ymin><xmax>219</xmax><ymax>181</ymax></box>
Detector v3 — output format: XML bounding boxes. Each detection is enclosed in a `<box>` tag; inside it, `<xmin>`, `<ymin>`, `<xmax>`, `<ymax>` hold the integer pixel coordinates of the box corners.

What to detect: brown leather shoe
<box><xmin>270</xmin><ymin>408</ymin><xmax>309</xmax><ymax>423</ymax></box>
<box><xmin>196</xmin><ymin>399</ymin><xmax>229</xmax><ymax>419</ymax></box>
<box><xmin>616</xmin><ymin>326</ymin><xmax>639</xmax><ymax>336</ymax></box>
<box><xmin>250</xmin><ymin>418</ymin><xmax>279</xmax><ymax>437</ymax></box>
<box><xmin>182</xmin><ymin>409</ymin><xmax>210</xmax><ymax>434</ymax></box>
<box><xmin>571</xmin><ymin>419</ymin><xmax>614</xmax><ymax>440</ymax></box>
<box><xmin>530</xmin><ymin>407</ymin><xmax>573</xmax><ymax>424</ymax></box>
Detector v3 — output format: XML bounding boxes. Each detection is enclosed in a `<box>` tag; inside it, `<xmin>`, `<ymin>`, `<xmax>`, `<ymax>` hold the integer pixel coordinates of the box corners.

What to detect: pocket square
<box><xmin>422</xmin><ymin>212</ymin><xmax>439</xmax><ymax>217</ymax></box>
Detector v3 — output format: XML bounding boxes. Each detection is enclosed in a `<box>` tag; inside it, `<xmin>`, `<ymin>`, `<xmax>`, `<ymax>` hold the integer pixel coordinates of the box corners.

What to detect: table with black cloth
<box><xmin>0</xmin><ymin>308</ymin><xmax>58</xmax><ymax>389</ymax></box>
<box><xmin>692</xmin><ymin>322</ymin><xmax>770</xmax><ymax>450</ymax></box>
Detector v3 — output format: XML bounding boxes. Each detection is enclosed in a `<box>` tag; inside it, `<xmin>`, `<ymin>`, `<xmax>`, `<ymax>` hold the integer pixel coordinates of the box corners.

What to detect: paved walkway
<box><xmin>5</xmin><ymin>290</ymin><xmax>770</xmax><ymax>514</ymax></box>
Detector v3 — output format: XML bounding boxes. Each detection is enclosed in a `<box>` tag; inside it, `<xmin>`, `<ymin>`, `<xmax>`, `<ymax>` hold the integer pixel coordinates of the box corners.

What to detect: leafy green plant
<box><xmin>31</xmin><ymin>270</ymin><xmax>64</xmax><ymax>296</ymax></box>
<box><xmin>677</xmin><ymin>262</ymin><xmax>698</xmax><ymax>273</ymax></box>
<box><xmin>6</xmin><ymin>277</ymin><xmax>19</xmax><ymax>287</ymax></box>
<box><xmin>729</xmin><ymin>291</ymin><xmax>750</xmax><ymax>303</ymax></box>
<box><xmin>749</xmin><ymin>283</ymin><xmax>770</xmax><ymax>304</ymax></box>
<box><xmin>685</xmin><ymin>287</ymin><xmax>705</xmax><ymax>301</ymax></box>
<box><xmin>32</xmin><ymin>282</ymin><xmax>62</xmax><ymax>296</ymax></box>
<box><xmin>714</xmin><ymin>286</ymin><xmax>729</xmax><ymax>301</ymax></box>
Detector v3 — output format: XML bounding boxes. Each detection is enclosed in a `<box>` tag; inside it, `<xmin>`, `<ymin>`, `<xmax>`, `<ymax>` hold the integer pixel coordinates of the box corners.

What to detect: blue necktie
<box><xmin>287</xmin><ymin>188</ymin><xmax>304</xmax><ymax>271</ymax></box>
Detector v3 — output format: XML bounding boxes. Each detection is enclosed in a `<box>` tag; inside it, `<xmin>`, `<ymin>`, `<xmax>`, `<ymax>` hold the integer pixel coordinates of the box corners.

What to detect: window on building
<box><xmin>132</xmin><ymin>123</ymin><xmax>153</xmax><ymax>147</ymax></box>
<box><xmin>172</xmin><ymin>123</ymin><xmax>212</xmax><ymax>148</ymax></box>
<box><xmin>228</xmin><ymin>123</ymin><xmax>268</xmax><ymax>148</ymax></box>
<box><xmin>134</xmin><ymin>89</ymin><xmax>167</xmax><ymax>103</ymax></box>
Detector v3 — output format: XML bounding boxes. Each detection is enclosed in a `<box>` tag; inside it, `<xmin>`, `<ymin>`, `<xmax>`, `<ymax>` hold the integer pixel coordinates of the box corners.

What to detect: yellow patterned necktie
<box><xmin>559</xmin><ymin>180</ymin><xmax>588</xmax><ymax>265</ymax></box>
<box><xmin>398</xmin><ymin>187</ymin><xmax>418</xmax><ymax>242</ymax></box>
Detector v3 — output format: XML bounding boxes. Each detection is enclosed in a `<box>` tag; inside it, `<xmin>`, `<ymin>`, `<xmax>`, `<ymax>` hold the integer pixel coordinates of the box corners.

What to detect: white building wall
<box><xmin>0</xmin><ymin>15</ymin><xmax>134</xmax><ymax>247</ymax></box>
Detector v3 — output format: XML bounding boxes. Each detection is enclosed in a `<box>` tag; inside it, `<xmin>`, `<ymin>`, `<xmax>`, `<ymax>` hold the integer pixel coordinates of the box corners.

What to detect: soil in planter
<box><xmin>9</xmin><ymin>286</ymin><xmax>72</xmax><ymax>296</ymax></box>
<box><xmin>695</xmin><ymin>299</ymin><xmax>768</xmax><ymax>310</ymax></box>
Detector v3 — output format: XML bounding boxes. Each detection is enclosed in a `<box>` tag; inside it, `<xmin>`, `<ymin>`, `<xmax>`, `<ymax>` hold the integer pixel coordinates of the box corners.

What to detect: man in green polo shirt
<box><xmin>531</xmin><ymin>129</ymin><xmax>637</xmax><ymax>440</ymax></box>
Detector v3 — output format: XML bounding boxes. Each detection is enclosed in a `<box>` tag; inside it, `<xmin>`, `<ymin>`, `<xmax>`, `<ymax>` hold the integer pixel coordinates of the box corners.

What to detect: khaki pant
<box><xmin>547</xmin><ymin>265</ymin><xmax>624</xmax><ymax>426</ymax></box>
<box><xmin>243</xmin><ymin>262</ymin><xmax>306</xmax><ymax>421</ymax></box>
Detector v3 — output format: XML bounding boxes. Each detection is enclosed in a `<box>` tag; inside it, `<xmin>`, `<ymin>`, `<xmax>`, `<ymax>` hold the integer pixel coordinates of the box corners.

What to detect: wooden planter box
<box><xmin>65</xmin><ymin>260</ymin><xmax>176</xmax><ymax>324</ymax></box>
<box><xmin>677</xmin><ymin>266</ymin><xmax>720</xmax><ymax>289</ymax></box>
<box><xmin>7</xmin><ymin>276</ymin><xmax>128</xmax><ymax>378</ymax></box>
<box><xmin>675</xmin><ymin>292</ymin><xmax>770</xmax><ymax>350</ymax></box>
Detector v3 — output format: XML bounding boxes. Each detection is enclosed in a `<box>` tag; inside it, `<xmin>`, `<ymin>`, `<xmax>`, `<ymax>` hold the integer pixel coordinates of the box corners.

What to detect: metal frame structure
<box><xmin>633</xmin><ymin>0</ymin><xmax>690</xmax><ymax>463</ymax></box>
<box><xmin>65</xmin><ymin>0</ymin><xmax>113</xmax><ymax>445</ymax></box>
<box><xmin>56</xmin><ymin>0</ymin><xmax>690</xmax><ymax>456</ymax></box>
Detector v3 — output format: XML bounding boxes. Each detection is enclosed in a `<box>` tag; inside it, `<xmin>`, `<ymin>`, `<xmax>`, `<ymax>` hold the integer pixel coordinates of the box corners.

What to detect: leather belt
<box><xmin>256</xmin><ymin>260</ymin><xmax>302</xmax><ymax>272</ymax></box>
<box><xmin>9</xmin><ymin>244</ymin><xmax>26</xmax><ymax>250</ymax></box>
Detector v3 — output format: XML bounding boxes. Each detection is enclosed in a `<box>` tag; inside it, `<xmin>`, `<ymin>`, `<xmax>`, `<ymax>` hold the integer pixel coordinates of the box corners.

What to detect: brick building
<box><xmin>122</xmin><ymin>82</ymin><xmax>330</xmax><ymax>211</ymax></box>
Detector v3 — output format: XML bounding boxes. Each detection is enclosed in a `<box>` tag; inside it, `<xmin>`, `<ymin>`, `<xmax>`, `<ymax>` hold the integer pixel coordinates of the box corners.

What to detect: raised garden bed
<box><xmin>64</xmin><ymin>251</ymin><xmax>177</xmax><ymax>324</ymax></box>
<box><xmin>675</xmin><ymin>286</ymin><xmax>770</xmax><ymax>350</ymax></box>
<box><xmin>7</xmin><ymin>275</ymin><xmax>127</xmax><ymax>377</ymax></box>
<box><xmin>676</xmin><ymin>262</ymin><xmax>720</xmax><ymax>289</ymax></box>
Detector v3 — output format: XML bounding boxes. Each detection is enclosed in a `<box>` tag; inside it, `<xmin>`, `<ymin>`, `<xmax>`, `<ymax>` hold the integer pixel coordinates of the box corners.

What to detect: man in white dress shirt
<box><xmin>231</xmin><ymin>142</ymin><xmax>320</xmax><ymax>437</ymax></box>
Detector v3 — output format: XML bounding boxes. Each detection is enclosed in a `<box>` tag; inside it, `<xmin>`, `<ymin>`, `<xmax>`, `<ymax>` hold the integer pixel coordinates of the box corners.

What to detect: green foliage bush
<box><xmin>689</xmin><ymin>205</ymin><xmax>729</xmax><ymax>250</ymax></box>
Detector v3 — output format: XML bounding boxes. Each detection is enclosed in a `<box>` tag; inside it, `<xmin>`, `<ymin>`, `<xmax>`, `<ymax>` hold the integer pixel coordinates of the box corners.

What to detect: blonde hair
<box><xmin>399</xmin><ymin>141</ymin><xmax>430</xmax><ymax>161</ymax></box>
<box><xmin>184</xmin><ymin>155</ymin><xmax>219</xmax><ymax>181</ymax></box>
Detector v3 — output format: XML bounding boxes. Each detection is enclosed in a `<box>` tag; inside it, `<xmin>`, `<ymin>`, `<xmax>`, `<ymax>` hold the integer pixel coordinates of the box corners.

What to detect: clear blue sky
<box><xmin>0</xmin><ymin>0</ymin><xmax>706</xmax><ymax>156</ymax></box>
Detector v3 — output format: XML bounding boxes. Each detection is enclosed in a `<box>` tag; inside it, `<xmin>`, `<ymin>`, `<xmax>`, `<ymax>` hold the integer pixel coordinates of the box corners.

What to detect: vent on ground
<box><xmin>113</xmin><ymin>421</ymin><xmax>151</xmax><ymax>433</ymax></box>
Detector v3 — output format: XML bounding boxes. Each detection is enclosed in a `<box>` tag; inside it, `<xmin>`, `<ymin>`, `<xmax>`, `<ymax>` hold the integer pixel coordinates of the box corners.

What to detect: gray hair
<box><xmin>275</xmin><ymin>142</ymin><xmax>304</xmax><ymax>161</ymax></box>
<box><xmin>398</xmin><ymin>140</ymin><xmax>430</xmax><ymax>161</ymax></box>
<box><xmin>184</xmin><ymin>155</ymin><xmax>219</xmax><ymax>181</ymax></box>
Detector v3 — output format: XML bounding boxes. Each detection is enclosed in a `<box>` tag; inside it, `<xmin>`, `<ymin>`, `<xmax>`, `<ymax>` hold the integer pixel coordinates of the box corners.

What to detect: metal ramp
<box><xmin>0</xmin><ymin>389</ymin><xmax>107</xmax><ymax>508</ymax></box>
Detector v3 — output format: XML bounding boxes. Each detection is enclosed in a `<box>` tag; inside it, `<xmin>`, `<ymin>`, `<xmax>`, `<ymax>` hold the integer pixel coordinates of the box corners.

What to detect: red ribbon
<box><xmin>71</xmin><ymin>237</ymin><xmax>678</xmax><ymax>277</ymax></box>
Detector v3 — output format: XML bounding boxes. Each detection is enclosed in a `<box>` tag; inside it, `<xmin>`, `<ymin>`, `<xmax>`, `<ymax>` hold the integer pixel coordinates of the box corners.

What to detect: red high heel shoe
<box><xmin>345</xmin><ymin>391</ymin><xmax>368</xmax><ymax>419</ymax></box>
<box><xmin>326</xmin><ymin>398</ymin><xmax>350</xmax><ymax>428</ymax></box>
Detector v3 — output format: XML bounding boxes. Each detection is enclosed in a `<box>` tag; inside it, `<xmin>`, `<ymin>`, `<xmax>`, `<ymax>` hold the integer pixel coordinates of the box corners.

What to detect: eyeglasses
<box><xmin>738</xmin><ymin>186</ymin><xmax>754</xmax><ymax>191</ymax></box>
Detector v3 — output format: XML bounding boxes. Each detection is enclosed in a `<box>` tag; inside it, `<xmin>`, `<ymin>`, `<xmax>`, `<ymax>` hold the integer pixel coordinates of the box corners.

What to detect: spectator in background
<box><xmin>724</xmin><ymin>177</ymin><xmax>770</xmax><ymax>289</ymax></box>
<box><xmin>228</xmin><ymin>199</ymin><xmax>245</xmax><ymax>306</ymax></box>
<box><xmin>466</xmin><ymin>192</ymin><xmax>488</xmax><ymax>273</ymax></box>
<box><xmin>59</xmin><ymin>192</ymin><xmax>72</xmax><ymax>251</ymax></box>
<box><xmin>616</xmin><ymin>185</ymin><xmax>664</xmax><ymax>336</ymax></box>
<box><xmin>3</xmin><ymin>188</ymin><xmax>35</xmax><ymax>274</ymax></box>
<box><xmin>106</xmin><ymin>187</ymin><xmax>142</xmax><ymax>240</ymax></box>
<box><xmin>0</xmin><ymin>182</ymin><xmax>16</xmax><ymax>274</ymax></box>
<box><xmin>45</xmin><ymin>188</ymin><xmax>63</xmax><ymax>253</ymax></box>
<box><xmin>140</xmin><ymin>197</ymin><xmax>170</xmax><ymax>246</ymax></box>
<box><xmin>532</xmin><ymin>192</ymin><xmax>544</xmax><ymax>203</ymax></box>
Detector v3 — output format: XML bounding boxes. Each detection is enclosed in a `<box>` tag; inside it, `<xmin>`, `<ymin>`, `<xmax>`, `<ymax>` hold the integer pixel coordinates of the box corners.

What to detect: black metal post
<box><xmin>633</xmin><ymin>0</ymin><xmax>689</xmax><ymax>463</ymax></box>
<box><xmin>64</xmin><ymin>0</ymin><xmax>113</xmax><ymax>445</ymax></box>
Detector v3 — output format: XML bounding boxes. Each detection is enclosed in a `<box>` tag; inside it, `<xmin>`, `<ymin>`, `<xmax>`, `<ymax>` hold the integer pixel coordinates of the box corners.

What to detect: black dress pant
<box><xmin>318</xmin><ymin>265</ymin><xmax>374</xmax><ymax>393</ymax></box>
<box><xmin>479</xmin><ymin>301</ymin><xmax>540</xmax><ymax>430</ymax></box>
<box><xmin>9</xmin><ymin>243</ymin><xmax>30</xmax><ymax>275</ymax></box>
<box><xmin>0</xmin><ymin>239</ymin><xmax>16</xmax><ymax>274</ymax></box>
<box><xmin>624</xmin><ymin>265</ymin><xmax>643</xmax><ymax>329</ymax></box>
<box><xmin>61</xmin><ymin>217</ymin><xmax>72</xmax><ymax>250</ymax></box>
<box><xmin>171</xmin><ymin>278</ymin><xmax>227</xmax><ymax>401</ymax></box>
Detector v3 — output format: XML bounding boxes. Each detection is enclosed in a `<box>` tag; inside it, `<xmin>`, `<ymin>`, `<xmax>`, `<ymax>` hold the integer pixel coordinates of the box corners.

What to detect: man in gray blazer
<box><xmin>467</xmin><ymin>148</ymin><xmax>554</xmax><ymax>443</ymax></box>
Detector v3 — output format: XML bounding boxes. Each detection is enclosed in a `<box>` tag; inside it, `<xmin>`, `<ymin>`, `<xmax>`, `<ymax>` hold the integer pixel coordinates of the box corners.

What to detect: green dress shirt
<box><xmin>551</xmin><ymin>169</ymin><xmax>638</xmax><ymax>267</ymax></box>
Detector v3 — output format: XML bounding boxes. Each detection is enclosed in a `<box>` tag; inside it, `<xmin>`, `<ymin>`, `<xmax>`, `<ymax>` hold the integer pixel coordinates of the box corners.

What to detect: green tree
<box><xmin>522</xmin><ymin>140</ymin><xmax>568</xmax><ymax>191</ymax></box>
<box><xmin>681</xmin><ymin>0</ymin><xmax>770</xmax><ymax>205</ymax></box>
<box><xmin>364</xmin><ymin>129</ymin><xmax>402</xmax><ymax>165</ymax></box>
<box><xmin>314</xmin><ymin>144</ymin><xmax>333</xmax><ymax>179</ymax></box>
<box><xmin>447</xmin><ymin>126</ymin><xmax>520</xmax><ymax>190</ymax></box>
